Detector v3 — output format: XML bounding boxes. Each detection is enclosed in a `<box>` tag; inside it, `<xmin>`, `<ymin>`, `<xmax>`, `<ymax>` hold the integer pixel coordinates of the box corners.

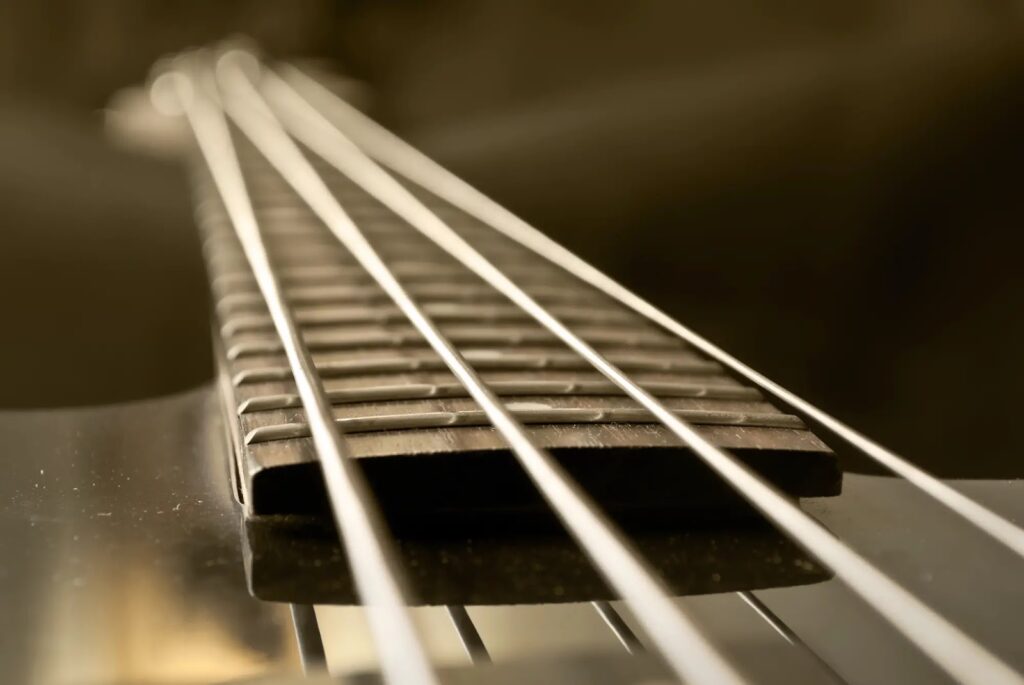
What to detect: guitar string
<box><xmin>216</xmin><ymin>51</ymin><xmax>748</xmax><ymax>685</ymax></box>
<box><xmin>278</xmin><ymin>63</ymin><xmax>1024</xmax><ymax>562</ymax></box>
<box><xmin>271</xmin><ymin>65</ymin><xmax>1024</xmax><ymax>682</ymax></box>
<box><xmin>592</xmin><ymin>592</ymin><xmax>847</xmax><ymax>682</ymax></box>
<box><xmin>594</xmin><ymin>592</ymin><xmax>849</xmax><ymax>683</ymax></box>
<box><xmin>256</xmin><ymin>57</ymin><xmax>1024</xmax><ymax>685</ymax></box>
<box><xmin>591</xmin><ymin>601</ymin><xmax>645</xmax><ymax>655</ymax></box>
<box><xmin>289</xmin><ymin>604</ymin><xmax>328</xmax><ymax>674</ymax></box>
<box><xmin>445</xmin><ymin>606</ymin><xmax>491</xmax><ymax>664</ymax></box>
<box><xmin>736</xmin><ymin>592</ymin><xmax>849</xmax><ymax>684</ymax></box>
<box><xmin>203</xmin><ymin>205</ymin><xmax>826</xmax><ymax>672</ymax></box>
<box><xmin>168</xmin><ymin>57</ymin><xmax>440</xmax><ymax>685</ymax></box>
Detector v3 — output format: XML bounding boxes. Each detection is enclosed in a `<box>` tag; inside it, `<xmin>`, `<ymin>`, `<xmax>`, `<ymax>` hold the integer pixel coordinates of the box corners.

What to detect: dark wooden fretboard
<box><xmin>194</xmin><ymin>135</ymin><xmax>838</xmax><ymax>521</ymax></box>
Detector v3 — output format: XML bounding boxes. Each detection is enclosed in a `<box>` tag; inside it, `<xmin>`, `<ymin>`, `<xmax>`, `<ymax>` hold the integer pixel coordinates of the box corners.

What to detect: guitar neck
<box><xmin>159</xmin><ymin>47</ymin><xmax>1024</xmax><ymax>685</ymax></box>
<box><xmin>198</xmin><ymin>128</ymin><xmax>837</xmax><ymax>521</ymax></box>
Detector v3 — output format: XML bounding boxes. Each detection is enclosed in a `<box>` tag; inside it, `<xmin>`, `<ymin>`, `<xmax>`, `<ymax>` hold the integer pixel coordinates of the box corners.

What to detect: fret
<box><xmin>202</xmin><ymin>205</ymin><xmax>489</xmax><ymax>234</ymax></box>
<box><xmin>232</xmin><ymin>369</ymin><xmax>757</xmax><ymax>416</ymax></box>
<box><xmin>225</xmin><ymin>326</ymin><xmax>686</xmax><ymax>361</ymax></box>
<box><xmin>205</xmin><ymin>230</ymin><xmax>531</xmax><ymax>265</ymax></box>
<box><xmin>247</xmin><ymin>423</ymin><xmax>834</xmax><ymax>471</ymax></box>
<box><xmin>244</xmin><ymin>407</ymin><xmax>806</xmax><ymax>445</ymax></box>
<box><xmin>216</xmin><ymin>282</ymin><xmax>612</xmax><ymax>313</ymax></box>
<box><xmin>237</xmin><ymin>379</ymin><xmax>763</xmax><ymax>413</ymax></box>
<box><xmin>239</xmin><ymin>395</ymin><xmax>783</xmax><ymax>437</ymax></box>
<box><xmin>211</xmin><ymin>261</ymin><xmax>573</xmax><ymax>289</ymax></box>
<box><xmin>219</xmin><ymin>302</ymin><xmax>644</xmax><ymax>335</ymax></box>
<box><xmin>231</xmin><ymin>350</ymin><xmax>724</xmax><ymax>385</ymax></box>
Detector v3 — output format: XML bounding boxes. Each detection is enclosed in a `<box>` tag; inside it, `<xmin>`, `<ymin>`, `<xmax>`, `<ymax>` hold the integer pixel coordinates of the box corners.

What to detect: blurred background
<box><xmin>1</xmin><ymin>0</ymin><xmax>1022</xmax><ymax>477</ymax></box>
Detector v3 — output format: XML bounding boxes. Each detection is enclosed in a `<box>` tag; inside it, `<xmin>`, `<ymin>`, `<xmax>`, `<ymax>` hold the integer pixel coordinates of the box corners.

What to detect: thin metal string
<box><xmin>216</xmin><ymin>53</ymin><xmax>748</xmax><ymax>685</ymax></box>
<box><xmin>289</xmin><ymin>604</ymin><xmax>328</xmax><ymax>673</ymax></box>
<box><xmin>598</xmin><ymin>593</ymin><xmax>845</xmax><ymax>684</ymax></box>
<box><xmin>278</xmin><ymin>63</ymin><xmax>1024</xmax><ymax>562</ymax></box>
<box><xmin>167</xmin><ymin>58</ymin><xmax>439</xmax><ymax>685</ymax></box>
<box><xmin>592</xmin><ymin>601</ymin><xmax>645</xmax><ymax>655</ymax></box>
<box><xmin>262</xmin><ymin>61</ymin><xmax>1024</xmax><ymax>685</ymax></box>
<box><xmin>445</xmin><ymin>606</ymin><xmax>491</xmax><ymax>664</ymax></box>
<box><xmin>736</xmin><ymin>592</ymin><xmax>848</xmax><ymax>684</ymax></box>
<box><xmin>590</xmin><ymin>584</ymin><xmax>842</xmax><ymax>675</ymax></box>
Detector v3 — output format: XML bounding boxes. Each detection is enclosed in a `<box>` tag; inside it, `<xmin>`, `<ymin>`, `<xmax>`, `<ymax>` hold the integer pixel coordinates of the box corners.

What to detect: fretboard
<box><xmin>195</xmin><ymin>122</ymin><xmax>836</xmax><ymax>519</ymax></box>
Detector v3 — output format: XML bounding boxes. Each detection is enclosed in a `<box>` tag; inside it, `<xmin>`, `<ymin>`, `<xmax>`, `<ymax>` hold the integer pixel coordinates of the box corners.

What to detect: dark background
<box><xmin>1</xmin><ymin>1</ymin><xmax>1022</xmax><ymax>477</ymax></box>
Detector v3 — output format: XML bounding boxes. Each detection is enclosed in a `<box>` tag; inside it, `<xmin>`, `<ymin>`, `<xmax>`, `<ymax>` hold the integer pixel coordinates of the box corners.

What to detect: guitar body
<box><xmin>2</xmin><ymin>390</ymin><xmax>1021</xmax><ymax>683</ymax></box>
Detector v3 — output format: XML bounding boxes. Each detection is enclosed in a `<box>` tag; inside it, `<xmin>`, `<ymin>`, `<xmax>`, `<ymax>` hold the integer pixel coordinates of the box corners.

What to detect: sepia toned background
<box><xmin>1</xmin><ymin>0</ymin><xmax>1022</xmax><ymax>477</ymax></box>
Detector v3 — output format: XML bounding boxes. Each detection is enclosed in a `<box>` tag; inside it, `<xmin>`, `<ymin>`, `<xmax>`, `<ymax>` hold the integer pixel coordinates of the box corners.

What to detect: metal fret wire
<box><xmin>279</xmin><ymin>64</ymin><xmax>1024</xmax><ymax>563</ymax></box>
<box><xmin>168</xmin><ymin>61</ymin><xmax>439</xmax><ymax>685</ymax></box>
<box><xmin>216</xmin><ymin>54</ymin><xmax>748</xmax><ymax>685</ymax></box>
<box><xmin>260</xmin><ymin>62</ymin><xmax>1024</xmax><ymax>685</ymax></box>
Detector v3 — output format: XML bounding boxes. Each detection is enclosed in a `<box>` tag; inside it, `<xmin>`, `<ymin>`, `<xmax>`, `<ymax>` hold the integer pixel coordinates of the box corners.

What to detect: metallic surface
<box><xmin>2</xmin><ymin>385</ymin><xmax>1022</xmax><ymax>683</ymax></box>
<box><xmin>0</xmin><ymin>387</ymin><xmax>300</xmax><ymax>685</ymax></box>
